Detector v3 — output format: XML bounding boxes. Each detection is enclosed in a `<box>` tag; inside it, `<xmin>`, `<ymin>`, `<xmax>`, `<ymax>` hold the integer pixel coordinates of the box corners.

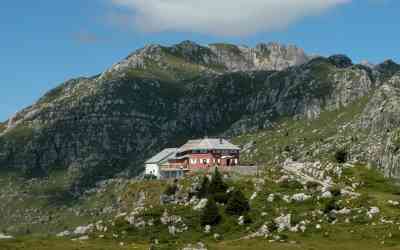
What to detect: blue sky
<box><xmin>0</xmin><ymin>0</ymin><xmax>399</xmax><ymax>121</ymax></box>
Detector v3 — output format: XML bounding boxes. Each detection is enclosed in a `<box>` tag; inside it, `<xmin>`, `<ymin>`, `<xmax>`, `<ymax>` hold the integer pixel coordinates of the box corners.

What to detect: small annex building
<box><xmin>144</xmin><ymin>148</ymin><xmax>183</xmax><ymax>179</ymax></box>
<box><xmin>144</xmin><ymin>138</ymin><xmax>240</xmax><ymax>179</ymax></box>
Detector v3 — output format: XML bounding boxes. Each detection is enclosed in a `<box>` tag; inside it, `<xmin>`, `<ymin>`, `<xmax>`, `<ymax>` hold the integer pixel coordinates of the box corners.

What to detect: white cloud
<box><xmin>110</xmin><ymin>0</ymin><xmax>350</xmax><ymax>36</ymax></box>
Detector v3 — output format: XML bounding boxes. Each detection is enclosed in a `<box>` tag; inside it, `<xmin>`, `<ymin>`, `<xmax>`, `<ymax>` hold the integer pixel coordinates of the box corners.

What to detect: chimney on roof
<box><xmin>220</xmin><ymin>138</ymin><xmax>223</xmax><ymax>144</ymax></box>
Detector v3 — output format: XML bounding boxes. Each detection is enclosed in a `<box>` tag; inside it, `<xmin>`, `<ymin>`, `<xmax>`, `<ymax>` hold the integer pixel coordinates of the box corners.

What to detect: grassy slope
<box><xmin>232</xmin><ymin>95</ymin><xmax>370</xmax><ymax>165</ymax></box>
<box><xmin>0</xmin><ymin>169</ymin><xmax>122</xmax><ymax>235</ymax></box>
<box><xmin>2</xmin><ymin>164</ymin><xmax>400</xmax><ymax>249</ymax></box>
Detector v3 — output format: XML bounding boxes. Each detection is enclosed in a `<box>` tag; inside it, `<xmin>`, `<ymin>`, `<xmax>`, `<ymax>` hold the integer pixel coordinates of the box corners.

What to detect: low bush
<box><xmin>164</xmin><ymin>184</ymin><xmax>178</xmax><ymax>196</ymax></box>
<box><xmin>334</xmin><ymin>148</ymin><xmax>348</xmax><ymax>163</ymax></box>
<box><xmin>321</xmin><ymin>198</ymin><xmax>341</xmax><ymax>214</ymax></box>
<box><xmin>329</xmin><ymin>186</ymin><xmax>342</xmax><ymax>197</ymax></box>
<box><xmin>201</xmin><ymin>198</ymin><xmax>221</xmax><ymax>226</ymax></box>
<box><xmin>225</xmin><ymin>190</ymin><xmax>250</xmax><ymax>216</ymax></box>
<box><xmin>306</xmin><ymin>181</ymin><xmax>321</xmax><ymax>191</ymax></box>
<box><xmin>279</xmin><ymin>179</ymin><xmax>303</xmax><ymax>190</ymax></box>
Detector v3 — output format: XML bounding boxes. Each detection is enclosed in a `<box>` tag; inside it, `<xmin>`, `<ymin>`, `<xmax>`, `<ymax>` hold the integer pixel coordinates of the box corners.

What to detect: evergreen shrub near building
<box><xmin>225</xmin><ymin>189</ymin><xmax>250</xmax><ymax>216</ymax></box>
<box><xmin>200</xmin><ymin>198</ymin><xmax>221</xmax><ymax>226</ymax></box>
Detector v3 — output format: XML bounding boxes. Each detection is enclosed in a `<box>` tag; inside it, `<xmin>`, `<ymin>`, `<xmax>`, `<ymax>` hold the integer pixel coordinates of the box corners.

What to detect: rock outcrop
<box><xmin>1</xmin><ymin>41</ymin><xmax>400</xmax><ymax>190</ymax></box>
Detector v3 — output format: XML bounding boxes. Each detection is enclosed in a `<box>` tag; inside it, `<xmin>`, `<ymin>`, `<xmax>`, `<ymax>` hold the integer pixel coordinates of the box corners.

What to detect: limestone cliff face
<box><xmin>208</xmin><ymin>42</ymin><xmax>309</xmax><ymax>72</ymax></box>
<box><xmin>357</xmin><ymin>74</ymin><xmax>400</xmax><ymax>177</ymax></box>
<box><xmin>106</xmin><ymin>41</ymin><xmax>309</xmax><ymax>79</ymax></box>
<box><xmin>1</xmin><ymin>42</ymin><xmax>400</xmax><ymax>188</ymax></box>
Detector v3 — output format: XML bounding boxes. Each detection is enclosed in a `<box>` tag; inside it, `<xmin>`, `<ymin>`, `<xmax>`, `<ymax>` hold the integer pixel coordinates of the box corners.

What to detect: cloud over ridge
<box><xmin>111</xmin><ymin>0</ymin><xmax>350</xmax><ymax>36</ymax></box>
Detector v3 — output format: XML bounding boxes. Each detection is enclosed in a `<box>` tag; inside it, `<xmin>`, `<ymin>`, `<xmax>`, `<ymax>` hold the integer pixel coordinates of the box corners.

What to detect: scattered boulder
<box><xmin>274</xmin><ymin>214</ymin><xmax>291</xmax><ymax>232</ymax></box>
<box><xmin>137</xmin><ymin>191</ymin><xmax>146</xmax><ymax>207</ymax></box>
<box><xmin>367</xmin><ymin>207</ymin><xmax>380</xmax><ymax>218</ymax></box>
<box><xmin>282</xmin><ymin>195</ymin><xmax>291</xmax><ymax>203</ymax></box>
<box><xmin>246</xmin><ymin>224</ymin><xmax>270</xmax><ymax>239</ymax></box>
<box><xmin>78</xmin><ymin>235</ymin><xmax>89</xmax><ymax>241</ymax></box>
<box><xmin>168</xmin><ymin>225</ymin><xmax>177</xmax><ymax>235</ymax></box>
<box><xmin>388</xmin><ymin>200</ymin><xmax>400</xmax><ymax>206</ymax></box>
<box><xmin>56</xmin><ymin>231</ymin><xmax>71</xmax><ymax>237</ymax></box>
<box><xmin>161</xmin><ymin>210</ymin><xmax>188</xmax><ymax>234</ymax></box>
<box><xmin>204</xmin><ymin>225</ymin><xmax>211</xmax><ymax>234</ymax></box>
<box><xmin>335</xmin><ymin>208</ymin><xmax>352</xmax><ymax>215</ymax></box>
<box><xmin>250</xmin><ymin>192</ymin><xmax>257</xmax><ymax>201</ymax></box>
<box><xmin>321</xmin><ymin>191</ymin><xmax>333</xmax><ymax>199</ymax></box>
<box><xmin>267</xmin><ymin>194</ymin><xmax>275</xmax><ymax>202</ymax></box>
<box><xmin>291</xmin><ymin>193</ymin><xmax>311</xmax><ymax>202</ymax></box>
<box><xmin>0</xmin><ymin>233</ymin><xmax>13</xmax><ymax>240</ymax></box>
<box><xmin>73</xmin><ymin>224</ymin><xmax>94</xmax><ymax>235</ymax></box>
<box><xmin>194</xmin><ymin>198</ymin><xmax>208</xmax><ymax>211</ymax></box>
<box><xmin>182</xmin><ymin>242</ymin><xmax>207</xmax><ymax>250</ymax></box>
<box><xmin>238</xmin><ymin>216</ymin><xmax>245</xmax><ymax>225</ymax></box>
<box><xmin>160</xmin><ymin>194</ymin><xmax>176</xmax><ymax>205</ymax></box>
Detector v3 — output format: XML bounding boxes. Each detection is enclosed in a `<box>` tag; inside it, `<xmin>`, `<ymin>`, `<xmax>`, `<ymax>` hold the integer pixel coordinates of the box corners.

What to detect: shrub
<box><xmin>266</xmin><ymin>220</ymin><xmax>278</xmax><ymax>232</ymax></box>
<box><xmin>144</xmin><ymin>174</ymin><xmax>157</xmax><ymax>180</ymax></box>
<box><xmin>114</xmin><ymin>217</ymin><xmax>133</xmax><ymax>232</ymax></box>
<box><xmin>329</xmin><ymin>186</ymin><xmax>342</xmax><ymax>197</ymax></box>
<box><xmin>334</xmin><ymin>148</ymin><xmax>348</xmax><ymax>163</ymax></box>
<box><xmin>225</xmin><ymin>190</ymin><xmax>250</xmax><ymax>216</ymax></box>
<box><xmin>306</xmin><ymin>181</ymin><xmax>321</xmax><ymax>191</ymax></box>
<box><xmin>201</xmin><ymin>198</ymin><xmax>221</xmax><ymax>226</ymax></box>
<box><xmin>209</xmin><ymin>168</ymin><xmax>228</xmax><ymax>194</ymax></box>
<box><xmin>164</xmin><ymin>184</ymin><xmax>178</xmax><ymax>196</ymax></box>
<box><xmin>321</xmin><ymin>198</ymin><xmax>340</xmax><ymax>214</ymax></box>
<box><xmin>242</xmin><ymin>213</ymin><xmax>253</xmax><ymax>224</ymax></box>
<box><xmin>279</xmin><ymin>179</ymin><xmax>303</xmax><ymax>190</ymax></box>
<box><xmin>213</xmin><ymin>192</ymin><xmax>229</xmax><ymax>204</ymax></box>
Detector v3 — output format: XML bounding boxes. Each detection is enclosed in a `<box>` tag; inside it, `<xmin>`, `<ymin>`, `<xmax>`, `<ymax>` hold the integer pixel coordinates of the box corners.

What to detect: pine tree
<box><xmin>209</xmin><ymin>168</ymin><xmax>228</xmax><ymax>194</ymax></box>
<box><xmin>225</xmin><ymin>189</ymin><xmax>250</xmax><ymax>216</ymax></box>
<box><xmin>200</xmin><ymin>198</ymin><xmax>221</xmax><ymax>226</ymax></box>
<box><xmin>198</xmin><ymin>176</ymin><xmax>210</xmax><ymax>198</ymax></box>
<box><xmin>209</xmin><ymin>168</ymin><xmax>229</xmax><ymax>203</ymax></box>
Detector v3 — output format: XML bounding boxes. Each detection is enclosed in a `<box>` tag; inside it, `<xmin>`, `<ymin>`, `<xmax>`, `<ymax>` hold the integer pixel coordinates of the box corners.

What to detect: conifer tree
<box><xmin>225</xmin><ymin>189</ymin><xmax>250</xmax><ymax>216</ymax></box>
<box><xmin>209</xmin><ymin>168</ymin><xmax>228</xmax><ymax>194</ymax></box>
<box><xmin>209</xmin><ymin>168</ymin><xmax>229</xmax><ymax>203</ymax></box>
<box><xmin>200</xmin><ymin>198</ymin><xmax>221</xmax><ymax>226</ymax></box>
<box><xmin>198</xmin><ymin>176</ymin><xmax>210</xmax><ymax>198</ymax></box>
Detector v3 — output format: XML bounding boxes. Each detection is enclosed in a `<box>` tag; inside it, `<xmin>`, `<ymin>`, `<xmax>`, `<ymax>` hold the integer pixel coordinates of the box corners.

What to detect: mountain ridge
<box><xmin>1</xmin><ymin>41</ymin><xmax>400</xmax><ymax>192</ymax></box>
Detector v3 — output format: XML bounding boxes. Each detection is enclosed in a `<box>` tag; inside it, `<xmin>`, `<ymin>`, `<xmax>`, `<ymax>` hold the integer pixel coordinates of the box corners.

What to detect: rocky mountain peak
<box><xmin>172</xmin><ymin>40</ymin><xmax>202</xmax><ymax>50</ymax></box>
<box><xmin>106</xmin><ymin>41</ymin><xmax>311</xmax><ymax>77</ymax></box>
<box><xmin>360</xmin><ymin>60</ymin><xmax>375</xmax><ymax>69</ymax></box>
<box><xmin>374</xmin><ymin>59</ymin><xmax>400</xmax><ymax>81</ymax></box>
<box><xmin>327</xmin><ymin>55</ymin><xmax>353</xmax><ymax>68</ymax></box>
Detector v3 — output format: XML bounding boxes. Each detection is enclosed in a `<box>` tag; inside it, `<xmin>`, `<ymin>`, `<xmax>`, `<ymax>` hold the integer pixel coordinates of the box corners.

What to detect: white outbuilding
<box><xmin>144</xmin><ymin>148</ymin><xmax>179</xmax><ymax>179</ymax></box>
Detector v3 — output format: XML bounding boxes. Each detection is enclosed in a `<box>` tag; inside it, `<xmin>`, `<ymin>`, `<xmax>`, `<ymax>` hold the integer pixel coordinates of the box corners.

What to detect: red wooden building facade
<box><xmin>145</xmin><ymin>138</ymin><xmax>241</xmax><ymax>179</ymax></box>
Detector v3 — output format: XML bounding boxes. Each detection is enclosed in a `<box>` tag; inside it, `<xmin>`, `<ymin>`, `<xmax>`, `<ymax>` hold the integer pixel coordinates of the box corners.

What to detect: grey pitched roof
<box><xmin>178</xmin><ymin>138</ymin><xmax>240</xmax><ymax>152</ymax></box>
<box><xmin>145</xmin><ymin>148</ymin><xmax>179</xmax><ymax>164</ymax></box>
